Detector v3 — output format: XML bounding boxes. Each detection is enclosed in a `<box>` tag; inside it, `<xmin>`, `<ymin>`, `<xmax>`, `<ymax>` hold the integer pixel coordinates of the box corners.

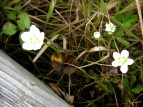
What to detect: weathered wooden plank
<box><xmin>0</xmin><ymin>50</ymin><xmax>73</xmax><ymax>107</ymax></box>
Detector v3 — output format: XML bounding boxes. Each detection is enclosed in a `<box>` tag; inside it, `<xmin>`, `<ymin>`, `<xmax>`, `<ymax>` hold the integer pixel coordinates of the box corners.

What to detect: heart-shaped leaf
<box><xmin>2</xmin><ymin>22</ymin><xmax>17</xmax><ymax>36</ymax></box>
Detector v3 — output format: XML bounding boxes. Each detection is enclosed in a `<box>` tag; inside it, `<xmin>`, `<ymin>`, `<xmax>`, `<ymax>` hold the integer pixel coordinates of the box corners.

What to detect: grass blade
<box><xmin>46</xmin><ymin>0</ymin><xmax>57</xmax><ymax>23</ymax></box>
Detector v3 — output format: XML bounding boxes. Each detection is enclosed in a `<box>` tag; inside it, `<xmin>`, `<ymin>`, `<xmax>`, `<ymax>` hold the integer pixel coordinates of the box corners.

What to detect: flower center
<box><xmin>110</xmin><ymin>26</ymin><xmax>113</xmax><ymax>30</ymax></box>
<box><xmin>118</xmin><ymin>56</ymin><xmax>127</xmax><ymax>65</ymax></box>
<box><xmin>30</xmin><ymin>35</ymin><xmax>39</xmax><ymax>44</ymax></box>
<box><xmin>109</xmin><ymin>24</ymin><xmax>114</xmax><ymax>31</ymax></box>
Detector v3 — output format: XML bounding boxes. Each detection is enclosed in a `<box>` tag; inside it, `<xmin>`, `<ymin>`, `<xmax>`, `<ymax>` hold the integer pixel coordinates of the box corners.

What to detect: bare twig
<box><xmin>135</xmin><ymin>0</ymin><xmax>143</xmax><ymax>38</ymax></box>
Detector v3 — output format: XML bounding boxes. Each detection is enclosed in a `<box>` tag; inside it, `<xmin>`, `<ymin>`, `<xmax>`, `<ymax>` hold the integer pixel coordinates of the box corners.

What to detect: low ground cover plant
<box><xmin>1</xmin><ymin>0</ymin><xmax>143</xmax><ymax>106</ymax></box>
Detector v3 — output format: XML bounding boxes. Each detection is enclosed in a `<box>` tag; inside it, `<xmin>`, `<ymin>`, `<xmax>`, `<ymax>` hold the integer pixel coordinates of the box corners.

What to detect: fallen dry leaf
<box><xmin>50</xmin><ymin>83</ymin><xmax>62</xmax><ymax>97</ymax></box>
<box><xmin>50</xmin><ymin>83</ymin><xmax>74</xmax><ymax>105</ymax></box>
<box><xmin>60</xmin><ymin>90</ymin><xmax>74</xmax><ymax>105</ymax></box>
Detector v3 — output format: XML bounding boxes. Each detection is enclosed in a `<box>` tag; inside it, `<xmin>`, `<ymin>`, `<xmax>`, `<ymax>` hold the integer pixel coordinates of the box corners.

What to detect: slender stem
<box><xmin>112</xmin><ymin>35</ymin><xmax>119</xmax><ymax>52</ymax></box>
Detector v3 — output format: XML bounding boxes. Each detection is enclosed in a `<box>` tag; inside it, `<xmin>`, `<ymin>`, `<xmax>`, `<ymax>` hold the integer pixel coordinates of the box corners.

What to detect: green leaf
<box><xmin>21</xmin><ymin>13</ymin><xmax>30</xmax><ymax>29</ymax></box>
<box><xmin>123</xmin><ymin>21</ymin><xmax>131</xmax><ymax>28</ymax></box>
<box><xmin>110</xmin><ymin>78</ymin><xmax>119</xmax><ymax>83</ymax></box>
<box><xmin>7</xmin><ymin>11</ymin><xmax>16</xmax><ymax>20</ymax></box>
<box><xmin>14</xmin><ymin>4</ymin><xmax>21</xmax><ymax>11</ymax></box>
<box><xmin>4</xmin><ymin>6</ymin><xmax>15</xmax><ymax>10</ymax></box>
<box><xmin>90</xmin><ymin>1</ymin><xmax>101</xmax><ymax>11</ymax></box>
<box><xmin>123</xmin><ymin>13</ymin><xmax>131</xmax><ymax>23</ymax></box>
<box><xmin>115</xmin><ymin>37</ymin><xmax>130</xmax><ymax>47</ymax></box>
<box><xmin>89</xmin><ymin>69</ymin><xmax>94</xmax><ymax>75</ymax></box>
<box><xmin>90</xmin><ymin>91</ymin><xmax>95</xmax><ymax>97</ymax></box>
<box><xmin>128</xmin><ymin>70</ymin><xmax>138</xmax><ymax>75</ymax></box>
<box><xmin>46</xmin><ymin>0</ymin><xmax>57</xmax><ymax>23</ymax></box>
<box><xmin>124</xmin><ymin>96</ymin><xmax>130</xmax><ymax>102</ymax></box>
<box><xmin>130</xmin><ymin>75</ymin><xmax>136</xmax><ymax>86</ymax></box>
<box><xmin>114</xmin><ymin>14</ymin><xmax>122</xmax><ymax>22</ymax></box>
<box><xmin>133</xmin><ymin>50</ymin><xmax>139</xmax><ymax>55</ymax></box>
<box><xmin>17</xmin><ymin>19</ymin><xmax>25</xmax><ymax>30</ymax></box>
<box><xmin>127</xmin><ymin>15</ymin><xmax>138</xmax><ymax>23</ymax></box>
<box><xmin>131</xmin><ymin>86</ymin><xmax>141</xmax><ymax>94</ymax></box>
<box><xmin>123</xmin><ymin>77</ymin><xmax>130</xmax><ymax>89</ymax></box>
<box><xmin>17</xmin><ymin>13</ymin><xmax>30</xmax><ymax>30</ymax></box>
<box><xmin>114</xmin><ymin>28</ymin><xmax>124</xmax><ymax>36</ymax></box>
<box><xmin>110</xmin><ymin>16</ymin><xmax>141</xmax><ymax>40</ymax></box>
<box><xmin>122</xmin><ymin>13</ymin><xmax>138</xmax><ymax>28</ymax></box>
<box><xmin>101</xmin><ymin>0</ymin><xmax>107</xmax><ymax>14</ymax></box>
<box><xmin>2</xmin><ymin>22</ymin><xmax>17</xmax><ymax>36</ymax></box>
<box><xmin>97</xmin><ymin>37</ymin><xmax>107</xmax><ymax>42</ymax></box>
<box><xmin>85</xmin><ymin>78</ymin><xmax>90</xmax><ymax>83</ymax></box>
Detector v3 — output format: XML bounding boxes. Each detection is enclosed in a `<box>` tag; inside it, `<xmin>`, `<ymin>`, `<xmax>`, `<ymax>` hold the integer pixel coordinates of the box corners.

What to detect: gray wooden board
<box><xmin>0</xmin><ymin>50</ymin><xmax>73</xmax><ymax>107</ymax></box>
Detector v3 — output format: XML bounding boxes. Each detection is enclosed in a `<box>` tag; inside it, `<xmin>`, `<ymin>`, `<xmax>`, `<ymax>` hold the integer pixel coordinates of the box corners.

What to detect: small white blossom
<box><xmin>112</xmin><ymin>50</ymin><xmax>134</xmax><ymax>73</ymax></box>
<box><xmin>93</xmin><ymin>32</ymin><xmax>100</xmax><ymax>38</ymax></box>
<box><xmin>105</xmin><ymin>22</ymin><xmax>116</xmax><ymax>34</ymax></box>
<box><xmin>21</xmin><ymin>25</ymin><xmax>44</xmax><ymax>50</ymax></box>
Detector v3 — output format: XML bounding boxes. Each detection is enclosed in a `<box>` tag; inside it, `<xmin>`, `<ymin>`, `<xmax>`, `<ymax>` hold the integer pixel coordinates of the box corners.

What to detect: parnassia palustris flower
<box><xmin>51</xmin><ymin>52</ymin><xmax>76</xmax><ymax>74</ymax></box>
<box><xmin>20</xmin><ymin>25</ymin><xmax>44</xmax><ymax>50</ymax></box>
<box><xmin>112</xmin><ymin>50</ymin><xmax>134</xmax><ymax>73</ymax></box>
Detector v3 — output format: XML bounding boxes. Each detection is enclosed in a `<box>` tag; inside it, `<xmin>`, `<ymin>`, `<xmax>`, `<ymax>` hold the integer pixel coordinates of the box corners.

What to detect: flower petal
<box><xmin>120</xmin><ymin>65</ymin><xmax>128</xmax><ymax>73</ymax></box>
<box><xmin>113</xmin><ymin>52</ymin><xmax>121</xmax><ymax>60</ymax></box>
<box><xmin>93</xmin><ymin>32</ymin><xmax>100</xmax><ymax>38</ymax></box>
<box><xmin>39</xmin><ymin>32</ymin><xmax>45</xmax><ymax>41</ymax></box>
<box><xmin>105</xmin><ymin>22</ymin><xmax>116</xmax><ymax>32</ymax></box>
<box><xmin>22</xmin><ymin>42</ymin><xmax>43</xmax><ymax>50</ymax></box>
<box><xmin>21</xmin><ymin>32</ymin><xmax>32</xmax><ymax>42</ymax></box>
<box><xmin>22</xmin><ymin>43</ymin><xmax>33</xmax><ymax>50</ymax></box>
<box><xmin>126</xmin><ymin>59</ymin><xmax>134</xmax><ymax>65</ymax></box>
<box><xmin>33</xmin><ymin>42</ymin><xmax>43</xmax><ymax>50</ymax></box>
<box><xmin>121</xmin><ymin>50</ymin><xmax>129</xmax><ymax>58</ymax></box>
<box><xmin>30</xmin><ymin>25</ymin><xmax>40</xmax><ymax>34</ymax></box>
<box><xmin>112</xmin><ymin>60</ymin><xmax>119</xmax><ymax>67</ymax></box>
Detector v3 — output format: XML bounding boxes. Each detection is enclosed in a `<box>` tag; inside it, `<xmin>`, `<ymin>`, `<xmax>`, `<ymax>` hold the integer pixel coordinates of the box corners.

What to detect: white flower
<box><xmin>112</xmin><ymin>50</ymin><xmax>134</xmax><ymax>73</ymax></box>
<box><xmin>105</xmin><ymin>22</ymin><xmax>116</xmax><ymax>34</ymax></box>
<box><xmin>93</xmin><ymin>32</ymin><xmax>100</xmax><ymax>38</ymax></box>
<box><xmin>21</xmin><ymin>25</ymin><xmax>44</xmax><ymax>50</ymax></box>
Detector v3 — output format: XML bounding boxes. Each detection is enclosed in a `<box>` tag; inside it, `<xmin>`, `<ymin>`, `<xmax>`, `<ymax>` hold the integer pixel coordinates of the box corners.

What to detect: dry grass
<box><xmin>1</xmin><ymin>0</ymin><xmax>143</xmax><ymax>106</ymax></box>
